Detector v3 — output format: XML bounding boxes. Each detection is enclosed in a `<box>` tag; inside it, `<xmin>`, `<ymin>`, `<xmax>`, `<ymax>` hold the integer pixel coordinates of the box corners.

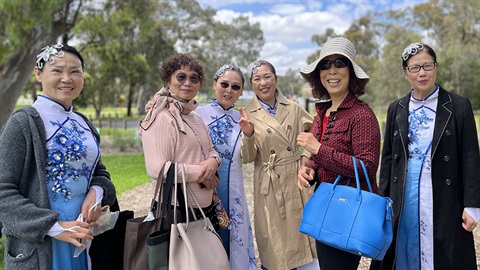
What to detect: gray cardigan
<box><xmin>0</xmin><ymin>106</ymin><xmax>116</xmax><ymax>269</ymax></box>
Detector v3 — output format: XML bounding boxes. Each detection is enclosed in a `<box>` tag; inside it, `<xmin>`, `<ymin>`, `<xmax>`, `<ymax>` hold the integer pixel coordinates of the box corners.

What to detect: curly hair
<box><xmin>308</xmin><ymin>62</ymin><xmax>367</xmax><ymax>99</ymax></box>
<box><xmin>159</xmin><ymin>53</ymin><xmax>205</xmax><ymax>86</ymax></box>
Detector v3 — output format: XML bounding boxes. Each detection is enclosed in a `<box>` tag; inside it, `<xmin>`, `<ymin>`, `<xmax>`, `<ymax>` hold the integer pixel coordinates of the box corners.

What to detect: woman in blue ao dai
<box><xmin>196</xmin><ymin>64</ymin><xmax>257</xmax><ymax>270</ymax></box>
<box><xmin>0</xmin><ymin>44</ymin><xmax>116</xmax><ymax>270</ymax></box>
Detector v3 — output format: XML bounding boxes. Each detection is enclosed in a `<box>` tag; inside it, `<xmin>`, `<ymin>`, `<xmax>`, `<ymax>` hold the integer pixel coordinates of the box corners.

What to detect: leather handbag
<box><xmin>299</xmin><ymin>156</ymin><xmax>394</xmax><ymax>260</ymax></box>
<box><xmin>169</xmin><ymin>164</ymin><xmax>230</xmax><ymax>269</ymax></box>
<box><xmin>124</xmin><ymin>163</ymin><xmax>174</xmax><ymax>270</ymax></box>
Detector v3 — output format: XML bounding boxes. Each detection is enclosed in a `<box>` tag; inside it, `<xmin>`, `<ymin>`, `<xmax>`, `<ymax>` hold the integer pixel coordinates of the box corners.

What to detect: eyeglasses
<box><xmin>318</xmin><ymin>57</ymin><xmax>349</xmax><ymax>70</ymax></box>
<box><xmin>404</xmin><ymin>62</ymin><xmax>437</xmax><ymax>73</ymax></box>
<box><xmin>219</xmin><ymin>82</ymin><xmax>241</xmax><ymax>91</ymax></box>
<box><xmin>176</xmin><ymin>73</ymin><xmax>200</xmax><ymax>84</ymax></box>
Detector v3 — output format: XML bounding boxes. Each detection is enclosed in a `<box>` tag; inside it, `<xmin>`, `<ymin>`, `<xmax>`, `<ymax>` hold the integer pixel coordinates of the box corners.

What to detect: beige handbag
<box><xmin>169</xmin><ymin>164</ymin><xmax>230</xmax><ymax>270</ymax></box>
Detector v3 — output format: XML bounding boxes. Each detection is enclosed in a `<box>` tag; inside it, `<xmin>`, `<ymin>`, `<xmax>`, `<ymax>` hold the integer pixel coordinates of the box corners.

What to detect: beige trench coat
<box><xmin>242</xmin><ymin>91</ymin><xmax>316</xmax><ymax>269</ymax></box>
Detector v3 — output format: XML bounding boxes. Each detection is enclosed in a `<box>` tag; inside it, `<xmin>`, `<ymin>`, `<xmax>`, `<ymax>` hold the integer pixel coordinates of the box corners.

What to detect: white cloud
<box><xmin>206</xmin><ymin>0</ymin><xmax>426</xmax><ymax>75</ymax></box>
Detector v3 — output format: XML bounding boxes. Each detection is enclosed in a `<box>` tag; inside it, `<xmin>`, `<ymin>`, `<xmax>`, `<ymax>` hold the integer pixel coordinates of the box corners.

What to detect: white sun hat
<box><xmin>300</xmin><ymin>37</ymin><xmax>369</xmax><ymax>85</ymax></box>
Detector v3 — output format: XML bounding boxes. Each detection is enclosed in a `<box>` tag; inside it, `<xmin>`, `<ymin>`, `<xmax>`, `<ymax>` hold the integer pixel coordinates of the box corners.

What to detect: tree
<box><xmin>167</xmin><ymin>0</ymin><xmax>264</xmax><ymax>96</ymax></box>
<box><xmin>413</xmin><ymin>0</ymin><xmax>480</xmax><ymax>107</ymax></box>
<box><xmin>0</xmin><ymin>0</ymin><xmax>84</xmax><ymax>129</ymax></box>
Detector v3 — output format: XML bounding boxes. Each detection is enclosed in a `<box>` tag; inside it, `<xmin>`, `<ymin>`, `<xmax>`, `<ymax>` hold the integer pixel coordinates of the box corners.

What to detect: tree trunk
<box><xmin>0</xmin><ymin>26</ymin><xmax>64</xmax><ymax>129</ymax></box>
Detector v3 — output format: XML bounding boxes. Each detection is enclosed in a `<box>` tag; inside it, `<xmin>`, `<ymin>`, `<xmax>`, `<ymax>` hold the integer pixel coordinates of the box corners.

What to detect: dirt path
<box><xmin>118</xmin><ymin>162</ymin><xmax>480</xmax><ymax>269</ymax></box>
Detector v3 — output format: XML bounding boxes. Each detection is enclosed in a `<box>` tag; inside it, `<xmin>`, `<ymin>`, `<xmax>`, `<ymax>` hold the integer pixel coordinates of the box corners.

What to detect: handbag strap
<box><xmin>173</xmin><ymin>164</ymin><xmax>211</xmax><ymax>231</ymax></box>
<box><xmin>352</xmin><ymin>156</ymin><xmax>373</xmax><ymax>193</ymax></box>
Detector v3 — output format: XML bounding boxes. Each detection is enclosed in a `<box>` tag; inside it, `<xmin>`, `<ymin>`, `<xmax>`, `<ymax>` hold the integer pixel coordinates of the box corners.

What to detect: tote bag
<box><xmin>146</xmin><ymin>163</ymin><xmax>184</xmax><ymax>270</ymax></box>
<box><xmin>169</xmin><ymin>164</ymin><xmax>230</xmax><ymax>270</ymax></box>
<box><xmin>124</xmin><ymin>163</ymin><xmax>174</xmax><ymax>270</ymax></box>
<box><xmin>300</xmin><ymin>156</ymin><xmax>394</xmax><ymax>260</ymax></box>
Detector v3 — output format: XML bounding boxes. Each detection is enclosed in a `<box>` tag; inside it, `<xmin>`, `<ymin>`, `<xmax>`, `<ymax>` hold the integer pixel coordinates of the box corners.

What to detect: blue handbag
<box><xmin>299</xmin><ymin>156</ymin><xmax>394</xmax><ymax>260</ymax></box>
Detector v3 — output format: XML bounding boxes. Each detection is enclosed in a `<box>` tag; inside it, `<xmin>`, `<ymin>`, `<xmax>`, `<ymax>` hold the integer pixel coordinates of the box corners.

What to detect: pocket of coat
<box><xmin>5</xmin><ymin>237</ymin><xmax>39</xmax><ymax>268</ymax></box>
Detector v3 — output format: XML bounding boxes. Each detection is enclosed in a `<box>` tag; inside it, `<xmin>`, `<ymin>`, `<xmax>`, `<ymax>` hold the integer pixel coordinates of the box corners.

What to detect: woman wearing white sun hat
<box><xmin>297</xmin><ymin>37</ymin><xmax>381</xmax><ymax>270</ymax></box>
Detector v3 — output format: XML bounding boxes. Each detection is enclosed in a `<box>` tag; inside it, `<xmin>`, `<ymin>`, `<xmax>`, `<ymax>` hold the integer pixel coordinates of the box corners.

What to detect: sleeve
<box><xmin>300</xmin><ymin>106</ymin><xmax>314</xmax><ymax>133</ymax></box>
<box><xmin>241</xmin><ymin>129</ymin><xmax>257</xmax><ymax>164</ymax></box>
<box><xmin>0</xmin><ymin>114</ymin><xmax>59</xmax><ymax>241</ymax></box>
<box><xmin>378</xmin><ymin>102</ymin><xmax>397</xmax><ymax>197</ymax></box>
<box><xmin>89</xmin><ymin>158</ymin><xmax>116</xmax><ymax>207</ymax></box>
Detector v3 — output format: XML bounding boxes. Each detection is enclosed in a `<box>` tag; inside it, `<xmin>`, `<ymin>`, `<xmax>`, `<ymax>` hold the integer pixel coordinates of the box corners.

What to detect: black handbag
<box><xmin>89</xmin><ymin>199</ymin><xmax>134</xmax><ymax>270</ymax></box>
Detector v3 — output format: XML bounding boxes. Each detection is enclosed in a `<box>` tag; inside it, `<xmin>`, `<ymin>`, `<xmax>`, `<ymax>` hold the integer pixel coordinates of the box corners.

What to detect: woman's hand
<box><xmin>239</xmin><ymin>107</ymin><xmax>254</xmax><ymax>137</ymax></box>
<box><xmin>81</xmin><ymin>189</ymin><xmax>101</xmax><ymax>223</ymax></box>
<box><xmin>197</xmin><ymin>158</ymin><xmax>219</xmax><ymax>189</ymax></box>
<box><xmin>297</xmin><ymin>132</ymin><xmax>321</xmax><ymax>155</ymax></box>
<box><xmin>462</xmin><ymin>210</ymin><xmax>478</xmax><ymax>232</ymax></box>
<box><xmin>54</xmin><ymin>220</ymin><xmax>93</xmax><ymax>248</ymax></box>
<box><xmin>298</xmin><ymin>166</ymin><xmax>315</xmax><ymax>190</ymax></box>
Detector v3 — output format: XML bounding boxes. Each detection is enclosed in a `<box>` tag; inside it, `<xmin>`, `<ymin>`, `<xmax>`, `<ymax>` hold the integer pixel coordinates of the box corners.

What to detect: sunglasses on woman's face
<box><xmin>219</xmin><ymin>82</ymin><xmax>241</xmax><ymax>91</ymax></box>
<box><xmin>318</xmin><ymin>57</ymin><xmax>350</xmax><ymax>70</ymax></box>
<box><xmin>176</xmin><ymin>73</ymin><xmax>200</xmax><ymax>84</ymax></box>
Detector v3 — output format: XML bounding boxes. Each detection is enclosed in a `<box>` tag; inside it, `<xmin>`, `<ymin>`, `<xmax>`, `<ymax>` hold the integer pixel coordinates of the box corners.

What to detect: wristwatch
<box><xmin>213</xmin><ymin>156</ymin><xmax>222</xmax><ymax>167</ymax></box>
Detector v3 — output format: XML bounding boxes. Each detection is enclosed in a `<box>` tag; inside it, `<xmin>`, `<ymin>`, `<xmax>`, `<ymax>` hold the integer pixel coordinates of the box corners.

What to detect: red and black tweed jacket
<box><xmin>308</xmin><ymin>93</ymin><xmax>381</xmax><ymax>193</ymax></box>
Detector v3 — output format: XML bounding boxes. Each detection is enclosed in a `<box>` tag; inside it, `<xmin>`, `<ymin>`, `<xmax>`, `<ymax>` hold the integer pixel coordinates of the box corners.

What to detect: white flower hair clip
<box><xmin>402</xmin><ymin>43</ymin><xmax>424</xmax><ymax>61</ymax></box>
<box><xmin>251</xmin><ymin>60</ymin><xmax>265</xmax><ymax>74</ymax></box>
<box><xmin>214</xmin><ymin>64</ymin><xmax>241</xmax><ymax>80</ymax></box>
<box><xmin>36</xmin><ymin>43</ymin><xmax>64</xmax><ymax>69</ymax></box>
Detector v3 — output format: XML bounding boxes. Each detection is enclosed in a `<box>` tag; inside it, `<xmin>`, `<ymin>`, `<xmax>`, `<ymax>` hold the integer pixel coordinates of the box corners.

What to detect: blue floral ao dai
<box><xmin>33</xmin><ymin>95</ymin><xmax>100</xmax><ymax>270</ymax></box>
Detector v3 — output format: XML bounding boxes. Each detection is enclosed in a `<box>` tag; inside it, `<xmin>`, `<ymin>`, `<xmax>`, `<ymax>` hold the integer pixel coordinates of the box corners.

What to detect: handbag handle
<box><xmin>352</xmin><ymin>156</ymin><xmax>373</xmax><ymax>193</ymax></box>
<box><xmin>173</xmin><ymin>164</ymin><xmax>213</xmax><ymax>232</ymax></box>
<box><xmin>331</xmin><ymin>157</ymin><xmax>373</xmax><ymax>197</ymax></box>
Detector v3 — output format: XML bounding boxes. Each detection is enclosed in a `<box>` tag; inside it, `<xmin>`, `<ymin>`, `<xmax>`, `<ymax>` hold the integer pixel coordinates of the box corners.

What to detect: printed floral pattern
<box><xmin>408</xmin><ymin>107</ymin><xmax>434</xmax><ymax>163</ymax></box>
<box><xmin>209</xmin><ymin>116</ymin><xmax>235</xmax><ymax>161</ymax></box>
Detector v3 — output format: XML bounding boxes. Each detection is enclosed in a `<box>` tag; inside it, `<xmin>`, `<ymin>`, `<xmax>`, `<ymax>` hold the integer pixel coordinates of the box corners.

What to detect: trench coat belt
<box><xmin>261</xmin><ymin>152</ymin><xmax>302</xmax><ymax>219</ymax></box>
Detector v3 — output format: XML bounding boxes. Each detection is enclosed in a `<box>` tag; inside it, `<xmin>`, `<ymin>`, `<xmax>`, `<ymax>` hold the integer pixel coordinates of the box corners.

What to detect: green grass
<box><xmin>102</xmin><ymin>153</ymin><xmax>149</xmax><ymax>196</ymax></box>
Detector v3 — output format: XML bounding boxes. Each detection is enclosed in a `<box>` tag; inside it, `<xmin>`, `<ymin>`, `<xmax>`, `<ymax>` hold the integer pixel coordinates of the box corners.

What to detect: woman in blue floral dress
<box><xmin>0</xmin><ymin>44</ymin><xmax>116</xmax><ymax>270</ymax></box>
<box><xmin>196</xmin><ymin>64</ymin><xmax>257</xmax><ymax>270</ymax></box>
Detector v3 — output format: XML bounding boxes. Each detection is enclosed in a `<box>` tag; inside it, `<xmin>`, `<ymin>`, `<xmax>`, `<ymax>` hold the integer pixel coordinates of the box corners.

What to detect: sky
<box><xmin>199</xmin><ymin>0</ymin><xmax>427</xmax><ymax>75</ymax></box>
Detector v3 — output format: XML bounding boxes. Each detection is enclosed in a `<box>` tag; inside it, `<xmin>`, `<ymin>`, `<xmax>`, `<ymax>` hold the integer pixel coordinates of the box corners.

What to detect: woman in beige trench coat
<box><xmin>239</xmin><ymin>60</ymin><xmax>318</xmax><ymax>270</ymax></box>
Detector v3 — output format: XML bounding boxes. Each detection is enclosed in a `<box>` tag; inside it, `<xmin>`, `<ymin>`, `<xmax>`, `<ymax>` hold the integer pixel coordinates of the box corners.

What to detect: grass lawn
<box><xmin>102</xmin><ymin>153</ymin><xmax>149</xmax><ymax>196</ymax></box>
<box><xmin>0</xmin><ymin>153</ymin><xmax>148</xmax><ymax>269</ymax></box>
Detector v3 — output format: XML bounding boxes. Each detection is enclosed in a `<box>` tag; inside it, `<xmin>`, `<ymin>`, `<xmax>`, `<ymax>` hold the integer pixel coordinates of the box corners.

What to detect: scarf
<box><xmin>139</xmin><ymin>87</ymin><xmax>199</xmax><ymax>133</ymax></box>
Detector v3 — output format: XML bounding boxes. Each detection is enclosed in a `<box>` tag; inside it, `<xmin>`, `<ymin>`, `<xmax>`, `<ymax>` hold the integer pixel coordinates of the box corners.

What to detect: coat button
<box><xmin>393</xmin><ymin>177</ymin><xmax>398</xmax><ymax>183</ymax></box>
<box><xmin>393</xmin><ymin>130</ymin><xmax>398</xmax><ymax>136</ymax></box>
<box><xmin>393</xmin><ymin>154</ymin><xmax>398</xmax><ymax>160</ymax></box>
<box><xmin>444</xmin><ymin>156</ymin><xmax>450</xmax><ymax>161</ymax></box>
<box><xmin>445</xmin><ymin>179</ymin><xmax>452</xmax><ymax>185</ymax></box>
<box><xmin>267</xmin><ymin>128</ymin><xmax>272</xmax><ymax>133</ymax></box>
<box><xmin>287</xmin><ymin>147</ymin><xmax>292</xmax><ymax>151</ymax></box>
<box><xmin>445</xmin><ymin>130</ymin><xmax>452</xmax><ymax>136</ymax></box>
<box><xmin>270</xmin><ymin>150</ymin><xmax>275</xmax><ymax>154</ymax></box>
<box><xmin>287</xmin><ymin>125</ymin><xmax>292</xmax><ymax>130</ymax></box>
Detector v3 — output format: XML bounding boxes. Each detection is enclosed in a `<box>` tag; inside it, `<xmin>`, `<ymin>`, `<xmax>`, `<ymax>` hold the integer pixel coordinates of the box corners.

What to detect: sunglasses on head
<box><xmin>318</xmin><ymin>57</ymin><xmax>350</xmax><ymax>70</ymax></box>
<box><xmin>219</xmin><ymin>82</ymin><xmax>241</xmax><ymax>91</ymax></box>
<box><xmin>176</xmin><ymin>73</ymin><xmax>200</xmax><ymax>84</ymax></box>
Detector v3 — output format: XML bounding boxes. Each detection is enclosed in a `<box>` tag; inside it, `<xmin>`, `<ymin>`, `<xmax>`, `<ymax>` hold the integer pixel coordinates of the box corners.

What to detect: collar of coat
<box><xmin>315</xmin><ymin>93</ymin><xmax>358</xmax><ymax>116</ymax></box>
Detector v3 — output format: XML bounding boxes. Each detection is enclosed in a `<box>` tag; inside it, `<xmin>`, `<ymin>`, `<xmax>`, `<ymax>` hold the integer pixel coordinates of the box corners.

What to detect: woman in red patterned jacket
<box><xmin>296</xmin><ymin>37</ymin><xmax>381</xmax><ymax>270</ymax></box>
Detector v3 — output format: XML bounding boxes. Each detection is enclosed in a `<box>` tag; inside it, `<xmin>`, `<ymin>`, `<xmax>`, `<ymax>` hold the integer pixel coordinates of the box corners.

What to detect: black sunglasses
<box><xmin>219</xmin><ymin>82</ymin><xmax>241</xmax><ymax>91</ymax></box>
<box><xmin>318</xmin><ymin>57</ymin><xmax>350</xmax><ymax>70</ymax></box>
<box><xmin>176</xmin><ymin>73</ymin><xmax>200</xmax><ymax>84</ymax></box>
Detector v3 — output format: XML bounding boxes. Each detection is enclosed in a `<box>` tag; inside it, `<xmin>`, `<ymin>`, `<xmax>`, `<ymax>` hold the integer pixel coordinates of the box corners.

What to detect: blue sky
<box><xmin>199</xmin><ymin>0</ymin><xmax>427</xmax><ymax>75</ymax></box>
